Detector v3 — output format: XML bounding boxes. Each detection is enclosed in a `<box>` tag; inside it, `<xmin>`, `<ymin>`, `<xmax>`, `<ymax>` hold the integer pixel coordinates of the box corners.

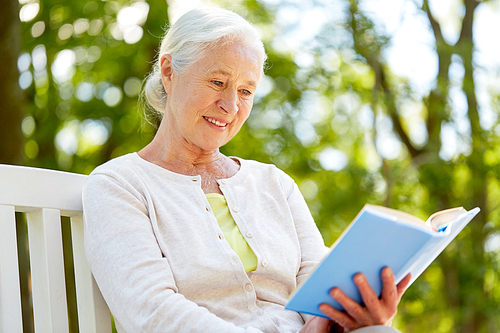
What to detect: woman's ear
<box><xmin>160</xmin><ymin>54</ymin><xmax>173</xmax><ymax>94</ymax></box>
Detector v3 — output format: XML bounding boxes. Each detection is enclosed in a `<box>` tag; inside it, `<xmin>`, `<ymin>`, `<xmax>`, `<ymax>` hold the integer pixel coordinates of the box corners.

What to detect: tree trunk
<box><xmin>455</xmin><ymin>0</ymin><xmax>488</xmax><ymax>331</ymax></box>
<box><xmin>0</xmin><ymin>0</ymin><xmax>25</xmax><ymax>164</ymax></box>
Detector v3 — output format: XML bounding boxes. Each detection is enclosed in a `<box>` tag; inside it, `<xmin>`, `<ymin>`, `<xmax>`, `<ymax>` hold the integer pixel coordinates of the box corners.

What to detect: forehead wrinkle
<box><xmin>207</xmin><ymin>68</ymin><xmax>233</xmax><ymax>77</ymax></box>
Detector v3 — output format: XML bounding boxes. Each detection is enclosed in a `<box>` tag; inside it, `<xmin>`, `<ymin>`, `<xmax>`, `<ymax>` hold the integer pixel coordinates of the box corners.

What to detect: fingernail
<box><xmin>354</xmin><ymin>273</ymin><xmax>364</xmax><ymax>283</ymax></box>
<box><xmin>382</xmin><ymin>267</ymin><xmax>392</xmax><ymax>278</ymax></box>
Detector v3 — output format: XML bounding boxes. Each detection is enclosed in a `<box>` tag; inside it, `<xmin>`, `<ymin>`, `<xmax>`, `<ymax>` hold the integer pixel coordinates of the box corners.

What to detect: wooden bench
<box><xmin>0</xmin><ymin>164</ymin><xmax>111</xmax><ymax>332</ymax></box>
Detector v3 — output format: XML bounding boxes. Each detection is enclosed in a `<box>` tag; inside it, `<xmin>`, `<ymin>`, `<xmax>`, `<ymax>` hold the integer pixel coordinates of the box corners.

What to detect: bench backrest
<box><xmin>0</xmin><ymin>164</ymin><xmax>111</xmax><ymax>333</ymax></box>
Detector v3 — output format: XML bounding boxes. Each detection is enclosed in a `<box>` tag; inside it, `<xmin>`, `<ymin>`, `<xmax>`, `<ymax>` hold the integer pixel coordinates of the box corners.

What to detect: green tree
<box><xmin>261</xmin><ymin>0</ymin><xmax>499</xmax><ymax>331</ymax></box>
<box><xmin>16</xmin><ymin>0</ymin><xmax>170</xmax><ymax>173</ymax></box>
<box><xmin>339</xmin><ymin>1</ymin><xmax>497</xmax><ymax>331</ymax></box>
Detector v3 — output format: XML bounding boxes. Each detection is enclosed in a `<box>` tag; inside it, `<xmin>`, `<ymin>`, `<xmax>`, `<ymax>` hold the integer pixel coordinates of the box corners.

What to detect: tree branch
<box><xmin>375</xmin><ymin>59</ymin><xmax>422</xmax><ymax>158</ymax></box>
<box><xmin>347</xmin><ymin>2</ymin><xmax>422</xmax><ymax>159</ymax></box>
<box><xmin>457</xmin><ymin>0</ymin><xmax>480</xmax><ymax>46</ymax></box>
<box><xmin>456</xmin><ymin>0</ymin><xmax>481</xmax><ymax>139</ymax></box>
<box><xmin>420</xmin><ymin>0</ymin><xmax>453</xmax><ymax>154</ymax></box>
<box><xmin>422</xmin><ymin>0</ymin><xmax>444</xmax><ymax>44</ymax></box>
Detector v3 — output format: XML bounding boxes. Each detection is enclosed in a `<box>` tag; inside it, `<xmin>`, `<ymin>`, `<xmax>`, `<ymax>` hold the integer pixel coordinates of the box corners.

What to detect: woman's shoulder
<box><xmin>89</xmin><ymin>153</ymin><xmax>140</xmax><ymax>177</ymax></box>
<box><xmin>83</xmin><ymin>153</ymin><xmax>158</xmax><ymax>202</ymax></box>
<box><xmin>85</xmin><ymin>153</ymin><xmax>145</xmax><ymax>191</ymax></box>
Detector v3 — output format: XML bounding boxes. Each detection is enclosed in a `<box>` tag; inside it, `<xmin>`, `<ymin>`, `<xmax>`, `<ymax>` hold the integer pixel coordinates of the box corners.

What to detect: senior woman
<box><xmin>83</xmin><ymin>7</ymin><xmax>410</xmax><ymax>333</ymax></box>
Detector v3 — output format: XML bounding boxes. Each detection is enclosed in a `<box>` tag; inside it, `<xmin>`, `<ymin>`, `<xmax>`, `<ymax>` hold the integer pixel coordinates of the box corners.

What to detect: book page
<box><xmin>367</xmin><ymin>204</ymin><xmax>467</xmax><ymax>231</ymax></box>
<box><xmin>426</xmin><ymin>207</ymin><xmax>466</xmax><ymax>229</ymax></box>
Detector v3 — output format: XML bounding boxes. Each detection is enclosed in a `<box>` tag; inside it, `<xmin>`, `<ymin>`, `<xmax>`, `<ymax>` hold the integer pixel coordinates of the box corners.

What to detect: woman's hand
<box><xmin>318</xmin><ymin>267</ymin><xmax>411</xmax><ymax>332</ymax></box>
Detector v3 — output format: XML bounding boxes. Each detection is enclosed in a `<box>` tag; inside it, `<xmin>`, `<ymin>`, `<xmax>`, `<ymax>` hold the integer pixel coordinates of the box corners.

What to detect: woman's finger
<box><xmin>396</xmin><ymin>273</ymin><xmax>412</xmax><ymax>301</ymax></box>
<box><xmin>318</xmin><ymin>302</ymin><xmax>357</xmax><ymax>331</ymax></box>
<box><xmin>353</xmin><ymin>272</ymin><xmax>386</xmax><ymax>322</ymax></box>
<box><xmin>328</xmin><ymin>286</ymin><xmax>370</xmax><ymax>326</ymax></box>
<box><xmin>379</xmin><ymin>267</ymin><xmax>397</xmax><ymax>311</ymax></box>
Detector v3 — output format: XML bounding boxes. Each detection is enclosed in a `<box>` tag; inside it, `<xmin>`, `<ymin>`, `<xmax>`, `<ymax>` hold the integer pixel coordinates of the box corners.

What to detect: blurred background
<box><xmin>2</xmin><ymin>0</ymin><xmax>500</xmax><ymax>331</ymax></box>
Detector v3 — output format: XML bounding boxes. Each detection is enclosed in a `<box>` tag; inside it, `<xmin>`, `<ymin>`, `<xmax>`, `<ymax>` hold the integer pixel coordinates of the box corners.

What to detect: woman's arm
<box><xmin>285</xmin><ymin>180</ymin><xmax>329</xmax><ymax>283</ymax></box>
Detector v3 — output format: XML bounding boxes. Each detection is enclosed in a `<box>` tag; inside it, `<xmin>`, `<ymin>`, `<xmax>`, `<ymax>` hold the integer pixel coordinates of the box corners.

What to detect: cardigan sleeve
<box><xmin>83</xmin><ymin>172</ymin><xmax>265</xmax><ymax>333</ymax></box>
<box><xmin>283</xmin><ymin>177</ymin><xmax>328</xmax><ymax>285</ymax></box>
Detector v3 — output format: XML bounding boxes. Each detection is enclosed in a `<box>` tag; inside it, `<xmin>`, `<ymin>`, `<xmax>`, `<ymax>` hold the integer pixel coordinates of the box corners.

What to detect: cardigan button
<box><xmin>262</xmin><ymin>260</ymin><xmax>268</xmax><ymax>267</ymax></box>
<box><xmin>257</xmin><ymin>309</ymin><xmax>264</xmax><ymax>316</ymax></box>
<box><xmin>245</xmin><ymin>284</ymin><xmax>253</xmax><ymax>292</ymax></box>
<box><xmin>246</xmin><ymin>232</ymin><xmax>253</xmax><ymax>238</ymax></box>
<box><xmin>233</xmin><ymin>207</ymin><xmax>239</xmax><ymax>213</ymax></box>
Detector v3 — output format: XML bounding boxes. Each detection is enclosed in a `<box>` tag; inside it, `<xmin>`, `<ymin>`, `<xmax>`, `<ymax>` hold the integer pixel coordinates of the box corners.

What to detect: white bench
<box><xmin>0</xmin><ymin>164</ymin><xmax>111</xmax><ymax>333</ymax></box>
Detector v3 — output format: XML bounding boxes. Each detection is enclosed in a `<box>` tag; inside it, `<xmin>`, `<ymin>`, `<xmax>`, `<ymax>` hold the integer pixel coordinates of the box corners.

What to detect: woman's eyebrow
<box><xmin>208</xmin><ymin>69</ymin><xmax>257</xmax><ymax>87</ymax></box>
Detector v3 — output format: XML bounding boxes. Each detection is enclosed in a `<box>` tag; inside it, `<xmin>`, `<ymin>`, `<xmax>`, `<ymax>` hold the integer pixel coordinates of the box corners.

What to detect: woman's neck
<box><xmin>138</xmin><ymin>134</ymin><xmax>226</xmax><ymax>172</ymax></box>
<box><xmin>138</xmin><ymin>126</ymin><xmax>240</xmax><ymax>194</ymax></box>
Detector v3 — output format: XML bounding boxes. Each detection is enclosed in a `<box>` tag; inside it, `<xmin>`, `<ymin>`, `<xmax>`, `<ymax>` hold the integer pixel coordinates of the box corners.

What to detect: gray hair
<box><xmin>143</xmin><ymin>7</ymin><xmax>267</xmax><ymax>114</ymax></box>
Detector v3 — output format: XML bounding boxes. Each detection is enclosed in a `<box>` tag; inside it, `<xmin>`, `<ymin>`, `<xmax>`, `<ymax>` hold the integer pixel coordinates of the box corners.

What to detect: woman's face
<box><xmin>160</xmin><ymin>41</ymin><xmax>262</xmax><ymax>153</ymax></box>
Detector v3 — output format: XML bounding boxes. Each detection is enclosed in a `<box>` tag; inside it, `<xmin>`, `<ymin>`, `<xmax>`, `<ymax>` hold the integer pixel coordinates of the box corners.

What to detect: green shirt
<box><xmin>206</xmin><ymin>193</ymin><xmax>258</xmax><ymax>272</ymax></box>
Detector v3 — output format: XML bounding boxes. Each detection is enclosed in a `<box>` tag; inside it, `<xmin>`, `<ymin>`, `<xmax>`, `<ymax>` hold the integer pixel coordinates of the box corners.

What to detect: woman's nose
<box><xmin>218</xmin><ymin>90</ymin><xmax>239</xmax><ymax>115</ymax></box>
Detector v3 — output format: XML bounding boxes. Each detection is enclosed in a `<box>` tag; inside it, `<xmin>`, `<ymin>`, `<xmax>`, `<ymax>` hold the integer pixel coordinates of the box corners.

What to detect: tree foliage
<box><xmin>14</xmin><ymin>0</ymin><xmax>170</xmax><ymax>173</ymax></box>
<box><xmin>4</xmin><ymin>0</ymin><xmax>500</xmax><ymax>332</ymax></box>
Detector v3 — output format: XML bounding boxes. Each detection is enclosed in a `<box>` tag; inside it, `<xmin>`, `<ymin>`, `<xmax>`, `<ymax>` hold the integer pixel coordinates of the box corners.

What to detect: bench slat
<box><xmin>27</xmin><ymin>208</ymin><xmax>70</xmax><ymax>333</ymax></box>
<box><xmin>71</xmin><ymin>215</ymin><xmax>112</xmax><ymax>333</ymax></box>
<box><xmin>0</xmin><ymin>164</ymin><xmax>86</xmax><ymax>215</ymax></box>
<box><xmin>0</xmin><ymin>205</ymin><xmax>23</xmax><ymax>333</ymax></box>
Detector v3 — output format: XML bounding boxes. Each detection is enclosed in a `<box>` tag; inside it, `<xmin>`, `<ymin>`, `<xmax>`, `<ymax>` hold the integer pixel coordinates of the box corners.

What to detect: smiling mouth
<box><xmin>203</xmin><ymin>116</ymin><xmax>227</xmax><ymax>127</ymax></box>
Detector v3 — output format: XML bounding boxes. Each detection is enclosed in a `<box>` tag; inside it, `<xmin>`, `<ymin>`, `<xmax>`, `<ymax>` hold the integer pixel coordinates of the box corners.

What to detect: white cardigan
<box><xmin>83</xmin><ymin>153</ymin><xmax>401</xmax><ymax>333</ymax></box>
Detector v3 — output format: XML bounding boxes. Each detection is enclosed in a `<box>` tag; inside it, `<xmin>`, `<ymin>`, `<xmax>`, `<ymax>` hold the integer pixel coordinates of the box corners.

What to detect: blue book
<box><xmin>285</xmin><ymin>204</ymin><xmax>481</xmax><ymax>318</ymax></box>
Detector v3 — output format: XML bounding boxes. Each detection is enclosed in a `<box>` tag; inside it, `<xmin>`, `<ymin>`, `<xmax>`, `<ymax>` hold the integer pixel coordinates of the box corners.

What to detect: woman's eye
<box><xmin>212</xmin><ymin>80</ymin><xmax>223</xmax><ymax>86</ymax></box>
<box><xmin>241</xmin><ymin>89</ymin><xmax>252</xmax><ymax>96</ymax></box>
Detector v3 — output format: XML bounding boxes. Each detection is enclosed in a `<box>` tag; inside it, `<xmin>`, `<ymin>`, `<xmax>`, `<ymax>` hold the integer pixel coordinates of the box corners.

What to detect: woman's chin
<box><xmin>194</xmin><ymin>140</ymin><xmax>228</xmax><ymax>153</ymax></box>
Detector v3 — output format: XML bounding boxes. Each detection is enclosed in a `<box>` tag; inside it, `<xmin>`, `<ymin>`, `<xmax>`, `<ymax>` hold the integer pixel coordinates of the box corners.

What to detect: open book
<box><xmin>285</xmin><ymin>204</ymin><xmax>480</xmax><ymax>317</ymax></box>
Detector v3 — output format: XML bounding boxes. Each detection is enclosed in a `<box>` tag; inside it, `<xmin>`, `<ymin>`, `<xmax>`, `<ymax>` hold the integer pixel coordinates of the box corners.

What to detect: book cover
<box><xmin>285</xmin><ymin>205</ymin><xmax>480</xmax><ymax>318</ymax></box>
